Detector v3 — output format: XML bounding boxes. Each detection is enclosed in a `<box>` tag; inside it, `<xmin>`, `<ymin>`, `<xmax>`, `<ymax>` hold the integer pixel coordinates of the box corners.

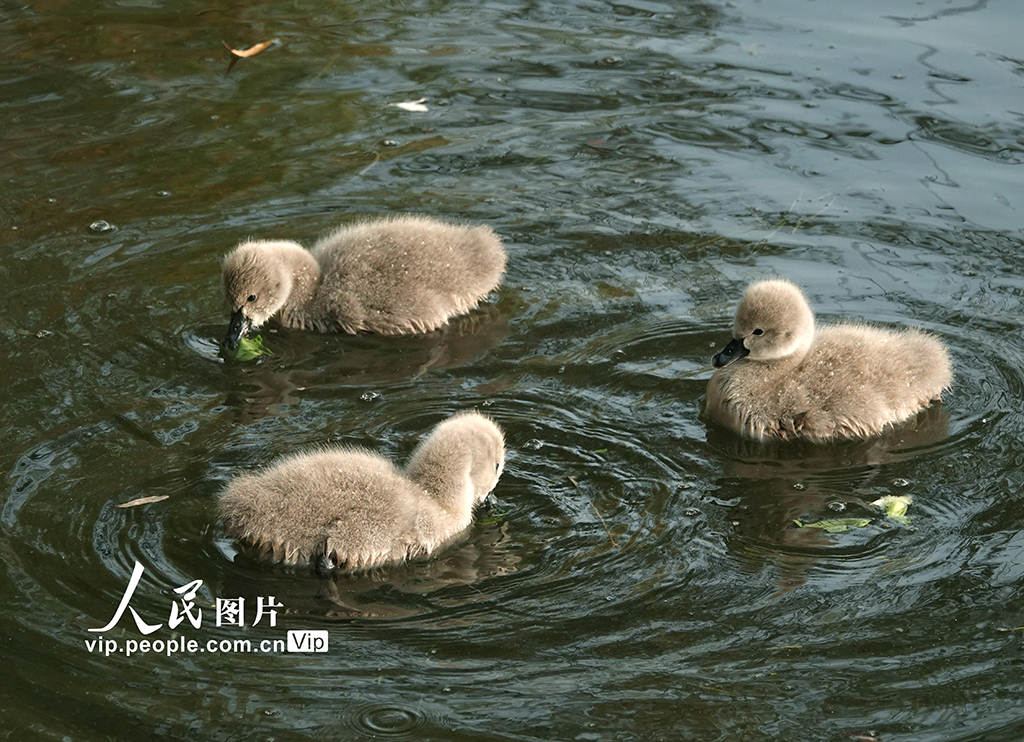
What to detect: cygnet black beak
<box><xmin>224</xmin><ymin>308</ymin><xmax>253</xmax><ymax>350</ymax></box>
<box><xmin>712</xmin><ymin>337</ymin><xmax>750</xmax><ymax>368</ymax></box>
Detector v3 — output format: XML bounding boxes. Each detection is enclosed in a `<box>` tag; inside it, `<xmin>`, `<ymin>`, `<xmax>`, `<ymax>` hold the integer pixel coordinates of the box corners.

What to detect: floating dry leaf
<box><xmin>390</xmin><ymin>98</ymin><xmax>429</xmax><ymax>112</ymax></box>
<box><xmin>116</xmin><ymin>495</ymin><xmax>169</xmax><ymax>509</ymax></box>
<box><xmin>222</xmin><ymin>39</ymin><xmax>276</xmax><ymax>58</ymax></box>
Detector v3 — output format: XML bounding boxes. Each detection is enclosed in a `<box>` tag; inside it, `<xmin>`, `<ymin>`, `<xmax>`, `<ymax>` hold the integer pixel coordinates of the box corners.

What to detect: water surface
<box><xmin>4</xmin><ymin>0</ymin><xmax>1024</xmax><ymax>739</ymax></box>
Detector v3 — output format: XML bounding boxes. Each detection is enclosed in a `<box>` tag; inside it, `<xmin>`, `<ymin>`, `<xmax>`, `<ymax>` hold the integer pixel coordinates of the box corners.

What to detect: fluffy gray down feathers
<box><xmin>219</xmin><ymin>412</ymin><xmax>506</xmax><ymax>571</ymax></box>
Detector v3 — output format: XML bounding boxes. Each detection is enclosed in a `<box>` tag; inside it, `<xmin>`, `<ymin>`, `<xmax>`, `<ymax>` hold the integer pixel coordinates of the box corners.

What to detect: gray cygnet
<box><xmin>219</xmin><ymin>412</ymin><xmax>506</xmax><ymax>571</ymax></box>
<box><xmin>222</xmin><ymin>215</ymin><xmax>506</xmax><ymax>349</ymax></box>
<box><xmin>706</xmin><ymin>279</ymin><xmax>952</xmax><ymax>441</ymax></box>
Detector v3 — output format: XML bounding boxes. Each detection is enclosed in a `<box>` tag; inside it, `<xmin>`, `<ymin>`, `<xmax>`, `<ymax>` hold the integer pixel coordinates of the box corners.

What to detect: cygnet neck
<box><xmin>405</xmin><ymin>437</ymin><xmax>477</xmax><ymax>514</ymax></box>
<box><xmin>270</xmin><ymin>242</ymin><xmax>321</xmax><ymax>316</ymax></box>
<box><xmin>768</xmin><ymin>329</ymin><xmax>814</xmax><ymax>367</ymax></box>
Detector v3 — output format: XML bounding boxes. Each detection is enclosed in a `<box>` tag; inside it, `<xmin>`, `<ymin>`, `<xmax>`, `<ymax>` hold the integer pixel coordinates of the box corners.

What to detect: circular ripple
<box><xmin>349</xmin><ymin>704</ymin><xmax>424</xmax><ymax>738</ymax></box>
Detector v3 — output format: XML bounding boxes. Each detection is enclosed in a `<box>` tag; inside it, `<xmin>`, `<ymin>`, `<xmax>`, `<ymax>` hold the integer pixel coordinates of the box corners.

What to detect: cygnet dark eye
<box><xmin>752</xmin><ymin>328</ymin><xmax>764</xmax><ymax>336</ymax></box>
<box><xmin>495</xmin><ymin>461</ymin><xmax>501</xmax><ymax>472</ymax></box>
<box><xmin>247</xmin><ymin>294</ymin><xmax>257</xmax><ymax>303</ymax></box>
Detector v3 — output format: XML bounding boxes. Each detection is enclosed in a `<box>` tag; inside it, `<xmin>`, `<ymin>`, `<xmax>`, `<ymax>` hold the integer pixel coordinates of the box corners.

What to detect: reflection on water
<box><xmin>4</xmin><ymin>0</ymin><xmax>1024</xmax><ymax>739</ymax></box>
<box><xmin>708</xmin><ymin>406</ymin><xmax>951</xmax><ymax>591</ymax></box>
<box><xmin>209</xmin><ymin>305</ymin><xmax>508</xmax><ymax>422</ymax></box>
<box><xmin>708</xmin><ymin>403</ymin><xmax>952</xmax><ymax>480</ymax></box>
<box><xmin>218</xmin><ymin>516</ymin><xmax>520</xmax><ymax>619</ymax></box>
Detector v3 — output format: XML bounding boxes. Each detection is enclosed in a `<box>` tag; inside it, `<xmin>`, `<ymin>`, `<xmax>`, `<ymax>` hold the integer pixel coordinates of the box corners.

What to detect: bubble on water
<box><xmin>522</xmin><ymin>438</ymin><xmax>544</xmax><ymax>451</ymax></box>
<box><xmin>89</xmin><ymin>220</ymin><xmax>115</xmax><ymax>233</ymax></box>
<box><xmin>893</xmin><ymin>478</ymin><xmax>911</xmax><ymax>488</ymax></box>
<box><xmin>360</xmin><ymin>391</ymin><xmax>382</xmax><ymax>402</ymax></box>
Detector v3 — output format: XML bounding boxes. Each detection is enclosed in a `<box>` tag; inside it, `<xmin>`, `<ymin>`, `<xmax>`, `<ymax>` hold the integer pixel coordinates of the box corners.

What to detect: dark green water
<box><xmin>4</xmin><ymin>0</ymin><xmax>1024</xmax><ymax>739</ymax></box>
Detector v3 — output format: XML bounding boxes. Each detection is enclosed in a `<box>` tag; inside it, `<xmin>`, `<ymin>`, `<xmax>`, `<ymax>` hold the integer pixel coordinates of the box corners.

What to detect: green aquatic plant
<box><xmin>792</xmin><ymin>517</ymin><xmax>872</xmax><ymax>534</ymax></box>
<box><xmin>871</xmin><ymin>495</ymin><xmax>913</xmax><ymax>526</ymax></box>
<box><xmin>477</xmin><ymin>506</ymin><xmax>514</xmax><ymax>527</ymax></box>
<box><xmin>792</xmin><ymin>495</ymin><xmax>914</xmax><ymax>533</ymax></box>
<box><xmin>232</xmin><ymin>334</ymin><xmax>273</xmax><ymax>361</ymax></box>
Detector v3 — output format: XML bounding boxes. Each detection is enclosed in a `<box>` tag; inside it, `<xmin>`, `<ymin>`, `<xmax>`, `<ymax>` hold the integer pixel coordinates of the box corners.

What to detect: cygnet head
<box><xmin>406</xmin><ymin>411</ymin><xmax>506</xmax><ymax>505</ymax></box>
<box><xmin>221</xmin><ymin>241</ymin><xmax>297</xmax><ymax>349</ymax></box>
<box><xmin>713</xmin><ymin>279</ymin><xmax>815</xmax><ymax>368</ymax></box>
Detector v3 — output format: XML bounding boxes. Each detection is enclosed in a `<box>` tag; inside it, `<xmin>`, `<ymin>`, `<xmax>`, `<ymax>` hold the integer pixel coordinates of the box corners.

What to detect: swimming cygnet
<box><xmin>222</xmin><ymin>215</ymin><xmax>506</xmax><ymax>349</ymax></box>
<box><xmin>219</xmin><ymin>412</ymin><xmax>506</xmax><ymax>571</ymax></box>
<box><xmin>705</xmin><ymin>279</ymin><xmax>952</xmax><ymax>442</ymax></box>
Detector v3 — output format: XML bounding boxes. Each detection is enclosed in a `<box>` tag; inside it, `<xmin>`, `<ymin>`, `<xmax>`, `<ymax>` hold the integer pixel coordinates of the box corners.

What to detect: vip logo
<box><xmin>286</xmin><ymin>630</ymin><xmax>329</xmax><ymax>653</ymax></box>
